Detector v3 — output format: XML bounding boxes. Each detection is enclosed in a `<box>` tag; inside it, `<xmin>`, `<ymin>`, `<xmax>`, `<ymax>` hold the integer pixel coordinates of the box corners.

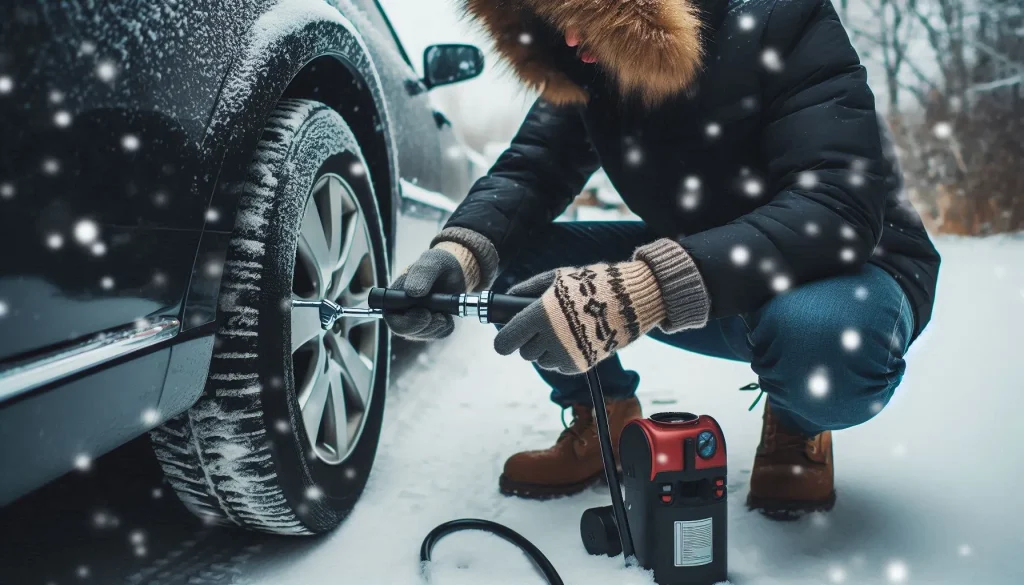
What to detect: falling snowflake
<box><xmin>80</xmin><ymin>41</ymin><xmax>97</xmax><ymax>55</ymax></box>
<box><xmin>760</xmin><ymin>258</ymin><xmax>775</xmax><ymax>272</ymax></box>
<box><xmin>840</xmin><ymin>248</ymin><xmax>856</xmax><ymax>263</ymax></box>
<box><xmin>705</xmin><ymin>122</ymin><xmax>721</xmax><ymax>138</ymax></box>
<box><xmin>869</xmin><ymin>401</ymin><xmax>883</xmax><ymax>414</ymax></box>
<box><xmin>519</xmin><ymin>32</ymin><xmax>533</xmax><ymax>45</ymax></box>
<box><xmin>761</xmin><ymin>48</ymin><xmax>783</xmax><ymax>72</ymax></box>
<box><xmin>0</xmin><ymin>76</ymin><xmax>13</xmax><ymax>94</ymax></box>
<box><xmin>74</xmin><ymin>453</ymin><xmax>92</xmax><ymax>471</ymax></box>
<box><xmin>76</xmin><ymin>565</ymin><xmax>90</xmax><ymax>579</ymax></box>
<box><xmin>840</xmin><ymin>225</ymin><xmax>857</xmax><ymax>240</ymax></box>
<box><xmin>958</xmin><ymin>544</ymin><xmax>972</xmax><ymax>557</ymax></box>
<box><xmin>0</xmin><ymin>182</ymin><xmax>13</xmax><ymax>199</ymax></box>
<box><xmin>350</xmin><ymin>162</ymin><xmax>366</xmax><ymax>177</ymax></box>
<box><xmin>50</xmin><ymin>90</ymin><xmax>64</xmax><ymax>104</ymax></box>
<box><xmin>151</xmin><ymin>487</ymin><xmax>163</xmax><ymax>499</ymax></box>
<box><xmin>743</xmin><ymin>178</ymin><xmax>763</xmax><ymax>197</ymax></box>
<box><xmin>854</xmin><ymin>286</ymin><xmax>869</xmax><ymax>301</ymax></box>
<box><xmin>54</xmin><ymin>111</ymin><xmax>72</xmax><ymax>128</ymax></box>
<box><xmin>739</xmin><ymin>14</ymin><xmax>756</xmax><ymax>31</ymax></box>
<box><xmin>625</xmin><ymin>147</ymin><xmax>643</xmax><ymax>166</ymax></box>
<box><xmin>808</xmin><ymin>368</ymin><xmax>829</xmax><ymax>397</ymax></box>
<box><xmin>344</xmin><ymin>467</ymin><xmax>358</xmax><ymax>480</ymax></box>
<box><xmin>791</xmin><ymin>465</ymin><xmax>803</xmax><ymax>476</ymax></box>
<box><xmin>810</xmin><ymin>512</ymin><xmax>829</xmax><ymax>528</ymax></box>
<box><xmin>134</xmin><ymin>545</ymin><xmax>147</xmax><ymax>557</ymax></box>
<box><xmin>153</xmin><ymin>272</ymin><xmax>167</xmax><ymax>286</ymax></box>
<box><xmin>141</xmin><ymin>408</ymin><xmax>160</xmax><ymax>425</ymax></box>
<box><xmin>122</xmin><ymin>134</ymin><xmax>140</xmax><ymax>151</ymax></box>
<box><xmin>446</xmin><ymin>145</ymin><xmax>462</xmax><ymax>159</ymax></box>
<box><xmin>933</xmin><ymin>122</ymin><xmax>953</xmax><ymax>139</ymax></box>
<box><xmin>0</xmin><ymin>301</ymin><xmax>8</xmax><ymax>318</ymax></box>
<box><xmin>841</xmin><ymin>328</ymin><xmax>861</xmax><ymax>351</ymax></box>
<box><xmin>275</xmin><ymin>419</ymin><xmax>291</xmax><ymax>433</ymax></box>
<box><xmin>656</xmin><ymin>453</ymin><xmax>670</xmax><ymax>465</ymax></box>
<box><xmin>797</xmin><ymin>171</ymin><xmax>818</xmax><ymax>189</ymax></box>
<box><xmin>153</xmin><ymin>191</ymin><xmax>169</xmax><ymax>207</ymax></box>
<box><xmin>205</xmin><ymin>208</ymin><xmax>220</xmax><ymax>222</ymax></box>
<box><xmin>730</xmin><ymin>246</ymin><xmax>750</xmax><ymax>266</ymax></box>
<box><xmin>684</xmin><ymin>176</ymin><xmax>701</xmax><ymax>191</ymax></box>
<box><xmin>91</xmin><ymin>242</ymin><xmax>107</xmax><ymax>256</ymax></box>
<box><xmin>828</xmin><ymin>566</ymin><xmax>847</xmax><ymax>583</ymax></box>
<box><xmin>849</xmin><ymin>173</ymin><xmax>865</xmax><ymax>187</ymax></box>
<box><xmin>93</xmin><ymin>511</ymin><xmax>110</xmax><ymax>527</ymax></box>
<box><xmin>772</xmin><ymin>275</ymin><xmax>791</xmax><ymax>292</ymax></box>
<box><xmin>886</xmin><ymin>560</ymin><xmax>909</xmax><ymax>583</ymax></box>
<box><xmin>42</xmin><ymin>158</ymin><xmax>61</xmax><ymax>175</ymax></box>
<box><xmin>680</xmin><ymin>192</ymin><xmax>700</xmax><ymax>210</ymax></box>
<box><xmin>306</xmin><ymin>486</ymin><xmax>323</xmax><ymax>500</ymax></box>
<box><xmin>205</xmin><ymin>261</ymin><xmax>223</xmax><ymax>277</ymax></box>
<box><xmin>100</xmin><ymin>276</ymin><xmax>115</xmax><ymax>290</ymax></box>
<box><xmin>44</xmin><ymin>233</ymin><xmax>64</xmax><ymax>250</ymax></box>
<box><xmin>96</xmin><ymin>60</ymin><xmax>118</xmax><ymax>82</ymax></box>
<box><xmin>805</xmin><ymin>222</ymin><xmax>820</xmax><ymax>236</ymax></box>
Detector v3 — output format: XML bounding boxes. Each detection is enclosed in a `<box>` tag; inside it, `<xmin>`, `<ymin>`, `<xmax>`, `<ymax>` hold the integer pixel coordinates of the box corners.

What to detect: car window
<box><xmin>349</xmin><ymin>0</ymin><xmax>412</xmax><ymax>66</ymax></box>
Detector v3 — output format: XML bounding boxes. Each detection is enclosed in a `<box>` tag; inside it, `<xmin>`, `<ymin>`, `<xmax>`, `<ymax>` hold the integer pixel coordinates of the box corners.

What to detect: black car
<box><xmin>0</xmin><ymin>0</ymin><xmax>485</xmax><ymax>535</ymax></box>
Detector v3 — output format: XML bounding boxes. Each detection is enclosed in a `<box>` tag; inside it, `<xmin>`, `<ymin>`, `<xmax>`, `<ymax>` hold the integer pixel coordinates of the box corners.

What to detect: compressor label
<box><xmin>673</xmin><ymin>518</ymin><xmax>713</xmax><ymax>567</ymax></box>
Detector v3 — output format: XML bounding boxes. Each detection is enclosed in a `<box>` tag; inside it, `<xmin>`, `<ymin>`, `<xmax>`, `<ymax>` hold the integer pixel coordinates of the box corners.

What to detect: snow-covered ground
<box><xmin>239</xmin><ymin>236</ymin><xmax>1023</xmax><ymax>585</ymax></box>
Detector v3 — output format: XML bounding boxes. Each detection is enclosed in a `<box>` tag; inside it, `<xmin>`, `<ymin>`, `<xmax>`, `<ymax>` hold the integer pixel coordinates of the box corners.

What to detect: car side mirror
<box><xmin>423</xmin><ymin>44</ymin><xmax>484</xmax><ymax>89</ymax></box>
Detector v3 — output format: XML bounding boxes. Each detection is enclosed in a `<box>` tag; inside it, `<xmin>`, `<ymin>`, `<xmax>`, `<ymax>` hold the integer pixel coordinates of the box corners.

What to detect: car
<box><xmin>0</xmin><ymin>0</ymin><xmax>485</xmax><ymax>535</ymax></box>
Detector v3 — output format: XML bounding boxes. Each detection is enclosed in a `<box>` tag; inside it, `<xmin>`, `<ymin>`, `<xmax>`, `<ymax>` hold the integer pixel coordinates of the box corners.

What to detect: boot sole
<box><xmin>499</xmin><ymin>470</ymin><xmax>615</xmax><ymax>500</ymax></box>
<box><xmin>746</xmin><ymin>490</ymin><xmax>837</xmax><ymax>521</ymax></box>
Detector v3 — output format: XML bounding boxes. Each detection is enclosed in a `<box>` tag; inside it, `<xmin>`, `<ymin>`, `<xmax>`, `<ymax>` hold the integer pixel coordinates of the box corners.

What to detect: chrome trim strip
<box><xmin>400</xmin><ymin>179</ymin><xmax>458</xmax><ymax>216</ymax></box>
<box><xmin>0</xmin><ymin>317</ymin><xmax>180</xmax><ymax>403</ymax></box>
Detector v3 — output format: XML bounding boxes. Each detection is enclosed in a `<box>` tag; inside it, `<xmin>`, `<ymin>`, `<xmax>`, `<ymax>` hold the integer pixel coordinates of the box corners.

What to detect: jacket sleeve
<box><xmin>677</xmin><ymin>0</ymin><xmax>887</xmax><ymax>319</ymax></box>
<box><xmin>442</xmin><ymin>99</ymin><xmax>601</xmax><ymax>268</ymax></box>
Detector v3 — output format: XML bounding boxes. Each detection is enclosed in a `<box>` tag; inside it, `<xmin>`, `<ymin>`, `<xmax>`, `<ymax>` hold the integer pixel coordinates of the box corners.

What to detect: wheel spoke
<box><xmin>291</xmin><ymin>298</ymin><xmax>323</xmax><ymax>352</ymax></box>
<box><xmin>335</xmin><ymin>214</ymin><xmax>370</xmax><ymax>296</ymax></box>
<box><xmin>324</xmin><ymin>178</ymin><xmax>344</xmax><ymax>272</ymax></box>
<box><xmin>327</xmin><ymin>359</ymin><xmax>348</xmax><ymax>456</ymax></box>
<box><xmin>299</xmin><ymin>347</ymin><xmax>330</xmax><ymax>440</ymax></box>
<box><xmin>299</xmin><ymin>200</ymin><xmax>332</xmax><ymax>293</ymax></box>
<box><xmin>335</xmin><ymin>337</ymin><xmax>373</xmax><ymax>410</ymax></box>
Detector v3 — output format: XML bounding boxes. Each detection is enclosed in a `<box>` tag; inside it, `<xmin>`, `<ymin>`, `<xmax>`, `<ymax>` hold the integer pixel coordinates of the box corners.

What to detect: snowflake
<box><xmin>741</xmin><ymin>95</ymin><xmax>758</xmax><ymax>110</ymax></box>
<box><xmin>153</xmin><ymin>191</ymin><xmax>169</xmax><ymax>207</ymax></box>
<box><xmin>91</xmin><ymin>242</ymin><xmax>107</xmax><ymax>256</ymax></box>
<box><xmin>854</xmin><ymin>286</ymin><xmax>869</xmax><ymax>301</ymax></box>
<box><xmin>739</xmin><ymin>14</ymin><xmax>756</xmax><ymax>31</ymax></box>
<box><xmin>791</xmin><ymin>465</ymin><xmax>803</xmax><ymax>476</ymax></box>
<box><xmin>808</xmin><ymin>368</ymin><xmax>829</xmax><ymax>397</ymax></box>
<box><xmin>344</xmin><ymin>467</ymin><xmax>358</xmax><ymax>480</ymax></box>
<box><xmin>205</xmin><ymin>261</ymin><xmax>223</xmax><ymax>277</ymax></box>
<box><xmin>42</xmin><ymin>158</ymin><xmax>61</xmax><ymax>175</ymax></box>
<box><xmin>841</xmin><ymin>328</ymin><xmax>861</xmax><ymax>351</ymax></box>
<box><xmin>772</xmin><ymin>275</ymin><xmax>791</xmax><ymax>292</ymax></box>
<box><xmin>625</xmin><ymin>146</ymin><xmax>643</xmax><ymax>166</ymax></box>
<box><xmin>93</xmin><ymin>511</ymin><xmax>110</xmax><ymax>528</ymax></box>
<box><xmin>840</xmin><ymin>225</ymin><xmax>857</xmax><ymax>240</ymax></box>
<box><xmin>151</xmin><ymin>487</ymin><xmax>163</xmax><ymax>499</ymax></box>
<box><xmin>54</xmin><ymin>111</ymin><xmax>72</xmax><ymax>128</ymax></box>
<box><xmin>0</xmin><ymin>76</ymin><xmax>13</xmax><ymax>94</ymax></box>
<box><xmin>684</xmin><ymin>176</ymin><xmax>700</xmax><ymax>191</ymax></box>
<box><xmin>805</xmin><ymin>222</ymin><xmax>820</xmax><ymax>236</ymax></box>
<box><xmin>869</xmin><ymin>401</ymin><xmax>883</xmax><ymax>414</ymax></box>
<box><xmin>76</xmin><ymin>565</ymin><xmax>90</xmax><ymax>579</ymax></box>
<box><xmin>306</xmin><ymin>486</ymin><xmax>323</xmax><ymax>500</ymax></box>
<box><xmin>958</xmin><ymin>544</ymin><xmax>972</xmax><ymax>557</ymax></box>
<box><xmin>129</xmin><ymin>530</ymin><xmax>145</xmax><ymax>545</ymax></box>
<box><xmin>74</xmin><ymin>453</ymin><xmax>92</xmax><ymax>471</ymax></box>
<box><xmin>761</xmin><ymin>48</ymin><xmax>783</xmax><ymax>72</ymax></box>
<box><xmin>828</xmin><ymin>566</ymin><xmax>847</xmax><ymax>583</ymax></box>
<box><xmin>446</xmin><ymin>145</ymin><xmax>462</xmax><ymax>159</ymax></box>
<box><xmin>350</xmin><ymin>162</ymin><xmax>366</xmax><ymax>177</ymax></box>
<box><xmin>134</xmin><ymin>545</ymin><xmax>147</xmax><ymax>557</ymax></box>
<box><xmin>849</xmin><ymin>173</ymin><xmax>865</xmax><ymax>187</ymax></box>
<box><xmin>810</xmin><ymin>511</ymin><xmax>829</xmax><ymax>528</ymax></box>
<box><xmin>680</xmin><ymin>192</ymin><xmax>700</xmax><ymax>210</ymax></box>
<box><xmin>840</xmin><ymin>248</ymin><xmax>856</xmax><ymax>263</ymax></box>
<box><xmin>705</xmin><ymin>122</ymin><xmax>721</xmax><ymax>138</ymax></box>
<box><xmin>100</xmin><ymin>276</ymin><xmax>115</xmax><ymax>290</ymax></box>
<box><xmin>656</xmin><ymin>453</ymin><xmax>670</xmax><ymax>465</ymax></box>
<box><xmin>275</xmin><ymin>419</ymin><xmax>291</xmax><ymax>433</ymax></box>
<box><xmin>886</xmin><ymin>560</ymin><xmax>909</xmax><ymax>583</ymax></box>
<box><xmin>730</xmin><ymin>245</ymin><xmax>750</xmax><ymax>266</ymax></box>
<box><xmin>760</xmin><ymin>258</ymin><xmax>775</xmax><ymax>272</ymax></box>
<box><xmin>0</xmin><ymin>182</ymin><xmax>13</xmax><ymax>199</ymax></box>
<box><xmin>0</xmin><ymin>301</ymin><xmax>8</xmax><ymax>318</ymax></box>
<box><xmin>205</xmin><ymin>208</ymin><xmax>220</xmax><ymax>222</ymax></box>
<box><xmin>933</xmin><ymin>122</ymin><xmax>952</xmax><ymax>139</ymax></box>
<box><xmin>851</xmin><ymin>158</ymin><xmax>868</xmax><ymax>172</ymax></box>
<box><xmin>46</xmin><ymin>233</ymin><xmax>64</xmax><ymax>250</ymax></box>
<box><xmin>153</xmin><ymin>272</ymin><xmax>167</xmax><ymax>286</ymax></box>
<box><xmin>141</xmin><ymin>408</ymin><xmax>160</xmax><ymax>425</ymax></box>
<box><xmin>743</xmin><ymin>178</ymin><xmax>763</xmax><ymax>197</ymax></box>
<box><xmin>122</xmin><ymin>134</ymin><xmax>140</xmax><ymax>151</ymax></box>
<box><xmin>80</xmin><ymin>41</ymin><xmax>97</xmax><ymax>55</ymax></box>
<box><xmin>49</xmin><ymin>90</ymin><xmax>64</xmax><ymax>104</ymax></box>
<box><xmin>798</xmin><ymin>171</ymin><xmax>818</xmax><ymax>189</ymax></box>
<box><xmin>96</xmin><ymin>60</ymin><xmax>118</xmax><ymax>82</ymax></box>
<box><xmin>519</xmin><ymin>32</ymin><xmax>533</xmax><ymax>45</ymax></box>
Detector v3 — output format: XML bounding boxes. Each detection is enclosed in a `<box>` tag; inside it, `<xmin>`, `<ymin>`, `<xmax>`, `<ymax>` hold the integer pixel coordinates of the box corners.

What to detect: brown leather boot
<box><xmin>746</xmin><ymin>403</ymin><xmax>835</xmax><ymax>519</ymax></box>
<box><xmin>499</xmin><ymin>397</ymin><xmax>642</xmax><ymax>499</ymax></box>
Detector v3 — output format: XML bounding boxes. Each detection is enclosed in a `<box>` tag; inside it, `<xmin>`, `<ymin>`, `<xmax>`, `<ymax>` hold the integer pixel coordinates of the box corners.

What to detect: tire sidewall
<box><xmin>255</xmin><ymin>108</ymin><xmax>390</xmax><ymax>532</ymax></box>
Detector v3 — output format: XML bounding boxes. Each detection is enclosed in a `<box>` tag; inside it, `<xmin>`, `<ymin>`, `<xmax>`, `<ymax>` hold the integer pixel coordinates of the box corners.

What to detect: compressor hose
<box><xmin>418</xmin><ymin>369</ymin><xmax>634</xmax><ymax>584</ymax></box>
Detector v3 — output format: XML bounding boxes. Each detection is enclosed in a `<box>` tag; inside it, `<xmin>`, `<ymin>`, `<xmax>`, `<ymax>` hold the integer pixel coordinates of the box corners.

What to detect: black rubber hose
<box><xmin>419</xmin><ymin>518</ymin><xmax>564</xmax><ymax>585</ymax></box>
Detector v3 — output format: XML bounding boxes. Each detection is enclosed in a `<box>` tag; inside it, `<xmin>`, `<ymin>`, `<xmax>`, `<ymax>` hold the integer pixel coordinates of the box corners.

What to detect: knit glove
<box><xmin>386</xmin><ymin>227</ymin><xmax>499</xmax><ymax>341</ymax></box>
<box><xmin>494</xmin><ymin>239</ymin><xmax>710</xmax><ymax>374</ymax></box>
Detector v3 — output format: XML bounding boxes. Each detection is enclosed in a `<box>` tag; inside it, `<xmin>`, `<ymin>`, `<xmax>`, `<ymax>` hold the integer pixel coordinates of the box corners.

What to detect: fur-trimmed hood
<box><xmin>460</xmin><ymin>0</ymin><xmax>706</xmax><ymax>107</ymax></box>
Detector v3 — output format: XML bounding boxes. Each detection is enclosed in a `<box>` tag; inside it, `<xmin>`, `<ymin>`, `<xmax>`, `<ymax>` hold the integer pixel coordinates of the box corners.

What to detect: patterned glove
<box><xmin>493</xmin><ymin>239</ymin><xmax>710</xmax><ymax>374</ymax></box>
<box><xmin>386</xmin><ymin>228</ymin><xmax>499</xmax><ymax>341</ymax></box>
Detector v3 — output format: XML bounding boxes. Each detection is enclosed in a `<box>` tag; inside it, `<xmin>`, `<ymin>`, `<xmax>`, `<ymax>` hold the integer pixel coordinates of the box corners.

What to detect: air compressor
<box><xmin>300</xmin><ymin>288</ymin><xmax>729</xmax><ymax>585</ymax></box>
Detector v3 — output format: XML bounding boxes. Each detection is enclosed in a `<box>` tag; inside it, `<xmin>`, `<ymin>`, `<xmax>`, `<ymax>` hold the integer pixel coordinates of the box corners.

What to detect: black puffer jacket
<box><xmin>447</xmin><ymin>0</ymin><xmax>940</xmax><ymax>338</ymax></box>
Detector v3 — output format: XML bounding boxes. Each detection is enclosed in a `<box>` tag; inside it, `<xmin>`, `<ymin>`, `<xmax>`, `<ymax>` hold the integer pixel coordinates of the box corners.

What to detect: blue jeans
<box><xmin>492</xmin><ymin>222</ymin><xmax>915</xmax><ymax>436</ymax></box>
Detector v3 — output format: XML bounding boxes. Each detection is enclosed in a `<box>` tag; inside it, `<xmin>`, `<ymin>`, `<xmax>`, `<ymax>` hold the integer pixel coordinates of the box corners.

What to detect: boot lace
<box><xmin>559</xmin><ymin>406</ymin><xmax>596</xmax><ymax>445</ymax></box>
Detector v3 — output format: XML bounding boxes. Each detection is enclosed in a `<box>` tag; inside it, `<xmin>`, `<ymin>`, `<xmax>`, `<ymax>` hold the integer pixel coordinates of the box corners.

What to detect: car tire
<box><xmin>151</xmin><ymin>99</ymin><xmax>390</xmax><ymax>535</ymax></box>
